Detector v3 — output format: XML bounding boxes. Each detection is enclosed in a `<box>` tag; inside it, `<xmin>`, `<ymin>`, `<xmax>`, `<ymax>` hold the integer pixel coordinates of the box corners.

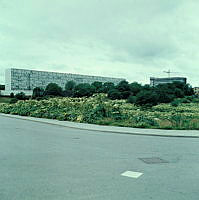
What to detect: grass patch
<box><xmin>0</xmin><ymin>97</ymin><xmax>11</xmax><ymax>104</ymax></box>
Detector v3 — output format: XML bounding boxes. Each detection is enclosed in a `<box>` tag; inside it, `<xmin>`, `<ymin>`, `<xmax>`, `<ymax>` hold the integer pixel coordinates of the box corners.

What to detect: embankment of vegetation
<box><xmin>1</xmin><ymin>94</ymin><xmax>199</xmax><ymax>130</ymax></box>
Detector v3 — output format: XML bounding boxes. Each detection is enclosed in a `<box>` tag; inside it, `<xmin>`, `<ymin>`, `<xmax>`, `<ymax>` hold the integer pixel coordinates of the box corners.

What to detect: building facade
<box><xmin>4</xmin><ymin>68</ymin><xmax>125</xmax><ymax>95</ymax></box>
<box><xmin>193</xmin><ymin>87</ymin><xmax>199</xmax><ymax>95</ymax></box>
<box><xmin>150</xmin><ymin>77</ymin><xmax>187</xmax><ymax>87</ymax></box>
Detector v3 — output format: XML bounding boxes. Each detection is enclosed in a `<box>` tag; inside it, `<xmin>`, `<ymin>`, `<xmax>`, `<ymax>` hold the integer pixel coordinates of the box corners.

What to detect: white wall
<box><xmin>5</xmin><ymin>68</ymin><xmax>11</xmax><ymax>91</ymax></box>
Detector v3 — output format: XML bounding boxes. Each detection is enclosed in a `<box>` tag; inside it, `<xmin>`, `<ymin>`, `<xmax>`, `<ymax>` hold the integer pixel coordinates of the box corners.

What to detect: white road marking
<box><xmin>121</xmin><ymin>171</ymin><xmax>143</xmax><ymax>179</ymax></box>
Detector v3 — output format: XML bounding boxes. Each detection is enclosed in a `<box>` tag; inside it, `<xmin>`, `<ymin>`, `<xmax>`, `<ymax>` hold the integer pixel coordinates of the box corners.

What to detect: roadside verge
<box><xmin>1</xmin><ymin>113</ymin><xmax>199</xmax><ymax>138</ymax></box>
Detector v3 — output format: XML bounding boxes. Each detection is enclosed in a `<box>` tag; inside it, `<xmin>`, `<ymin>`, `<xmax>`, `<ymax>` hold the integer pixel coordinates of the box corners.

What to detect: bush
<box><xmin>116</xmin><ymin>80</ymin><xmax>130</xmax><ymax>92</ymax></box>
<box><xmin>129</xmin><ymin>82</ymin><xmax>142</xmax><ymax>95</ymax></box>
<box><xmin>10</xmin><ymin>98</ymin><xmax>18</xmax><ymax>104</ymax></box>
<box><xmin>10</xmin><ymin>93</ymin><xmax>14</xmax><ymax>98</ymax></box>
<box><xmin>127</xmin><ymin>95</ymin><xmax>136</xmax><ymax>104</ymax></box>
<box><xmin>91</xmin><ymin>81</ymin><xmax>103</xmax><ymax>93</ymax></box>
<box><xmin>65</xmin><ymin>81</ymin><xmax>76</xmax><ymax>91</ymax></box>
<box><xmin>1</xmin><ymin>93</ymin><xmax>199</xmax><ymax>130</ymax></box>
<box><xmin>135</xmin><ymin>90</ymin><xmax>159</xmax><ymax>107</ymax></box>
<box><xmin>32</xmin><ymin>87</ymin><xmax>44</xmax><ymax>99</ymax></box>
<box><xmin>102</xmin><ymin>82</ymin><xmax>115</xmax><ymax>93</ymax></box>
<box><xmin>74</xmin><ymin>83</ymin><xmax>95</xmax><ymax>97</ymax></box>
<box><xmin>45</xmin><ymin>83</ymin><xmax>63</xmax><ymax>96</ymax></box>
<box><xmin>192</xmin><ymin>98</ymin><xmax>199</xmax><ymax>103</ymax></box>
<box><xmin>181</xmin><ymin>98</ymin><xmax>191</xmax><ymax>103</ymax></box>
<box><xmin>107</xmin><ymin>89</ymin><xmax>121</xmax><ymax>100</ymax></box>
<box><xmin>15</xmin><ymin>92</ymin><xmax>27</xmax><ymax>100</ymax></box>
<box><xmin>171</xmin><ymin>99</ymin><xmax>180</xmax><ymax>107</ymax></box>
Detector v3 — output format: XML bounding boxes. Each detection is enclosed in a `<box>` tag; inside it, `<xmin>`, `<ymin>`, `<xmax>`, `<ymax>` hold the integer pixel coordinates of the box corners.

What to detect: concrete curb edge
<box><xmin>1</xmin><ymin>113</ymin><xmax>199</xmax><ymax>138</ymax></box>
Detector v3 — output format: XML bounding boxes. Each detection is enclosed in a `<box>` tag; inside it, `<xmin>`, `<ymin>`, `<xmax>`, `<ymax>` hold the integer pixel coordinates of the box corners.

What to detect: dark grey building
<box><xmin>150</xmin><ymin>77</ymin><xmax>187</xmax><ymax>87</ymax></box>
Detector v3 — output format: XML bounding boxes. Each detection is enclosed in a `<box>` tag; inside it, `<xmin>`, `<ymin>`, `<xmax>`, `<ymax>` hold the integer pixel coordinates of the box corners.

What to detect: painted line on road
<box><xmin>121</xmin><ymin>171</ymin><xmax>143</xmax><ymax>179</ymax></box>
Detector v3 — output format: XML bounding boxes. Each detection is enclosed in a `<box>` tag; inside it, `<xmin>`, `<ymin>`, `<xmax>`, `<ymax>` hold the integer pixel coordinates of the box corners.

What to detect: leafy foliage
<box><xmin>45</xmin><ymin>83</ymin><xmax>63</xmax><ymax>96</ymax></box>
<box><xmin>91</xmin><ymin>81</ymin><xmax>103</xmax><ymax>93</ymax></box>
<box><xmin>74</xmin><ymin>83</ymin><xmax>95</xmax><ymax>97</ymax></box>
<box><xmin>32</xmin><ymin>79</ymin><xmax>194</xmax><ymax>107</ymax></box>
<box><xmin>32</xmin><ymin>87</ymin><xmax>44</xmax><ymax>99</ymax></box>
<box><xmin>1</xmin><ymin>94</ymin><xmax>199</xmax><ymax>130</ymax></box>
<box><xmin>107</xmin><ymin>89</ymin><xmax>121</xmax><ymax>100</ymax></box>
<box><xmin>135</xmin><ymin>90</ymin><xmax>159</xmax><ymax>107</ymax></box>
<box><xmin>15</xmin><ymin>92</ymin><xmax>27</xmax><ymax>100</ymax></box>
<box><xmin>10</xmin><ymin>93</ymin><xmax>14</xmax><ymax>98</ymax></box>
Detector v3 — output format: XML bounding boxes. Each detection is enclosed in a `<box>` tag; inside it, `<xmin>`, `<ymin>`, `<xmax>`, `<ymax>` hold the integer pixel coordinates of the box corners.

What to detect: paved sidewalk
<box><xmin>1</xmin><ymin>113</ymin><xmax>199</xmax><ymax>138</ymax></box>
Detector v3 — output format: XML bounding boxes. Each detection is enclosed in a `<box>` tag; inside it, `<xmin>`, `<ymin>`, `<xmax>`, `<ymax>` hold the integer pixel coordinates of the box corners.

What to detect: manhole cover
<box><xmin>139</xmin><ymin>157</ymin><xmax>169</xmax><ymax>164</ymax></box>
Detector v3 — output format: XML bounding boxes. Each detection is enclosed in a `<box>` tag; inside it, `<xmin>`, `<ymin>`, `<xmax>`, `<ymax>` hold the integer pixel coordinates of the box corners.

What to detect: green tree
<box><xmin>64</xmin><ymin>81</ymin><xmax>76</xmax><ymax>97</ymax></box>
<box><xmin>74</xmin><ymin>83</ymin><xmax>95</xmax><ymax>97</ymax></box>
<box><xmin>10</xmin><ymin>93</ymin><xmax>14</xmax><ymax>98</ymax></box>
<box><xmin>135</xmin><ymin>90</ymin><xmax>159</xmax><ymax>107</ymax></box>
<box><xmin>102</xmin><ymin>82</ymin><xmax>115</xmax><ymax>93</ymax></box>
<box><xmin>127</xmin><ymin>95</ymin><xmax>137</xmax><ymax>104</ymax></box>
<box><xmin>174</xmin><ymin>88</ymin><xmax>184</xmax><ymax>98</ymax></box>
<box><xmin>91</xmin><ymin>81</ymin><xmax>103</xmax><ymax>93</ymax></box>
<box><xmin>129</xmin><ymin>82</ymin><xmax>142</xmax><ymax>95</ymax></box>
<box><xmin>183</xmin><ymin>84</ymin><xmax>194</xmax><ymax>96</ymax></box>
<box><xmin>45</xmin><ymin>83</ymin><xmax>63</xmax><ymax>96</ymax></box>
<box><xmin>116</xmin><ymin>80</ymin><xmax>131</xmax><ymax>99</ymax></box>
<box><xmin>65</xmin><ymin>81</ymin><xmax>76</xmax><ymax>91</ymax></box>
<box><xmin>155</xmin><ymin>84</ymin><xmax>175</xmax><ymax>103</ymax></box>
<box><xmin>32</xmin><ymin>87</ymin><xmax>44</xmax><ymax>99</ymax></box>
<box><xmin>107</xmin><ymin>89</ymin><xmax>122</xmax><ymax>100</ymax></box>
<box><xmin>15</xmin><ymin>92</ymin><xmax>27</xmax><ymax>100</ymax></box>
<box><xmin>116</xmin><ymin>80</ymin><xmax>130</xmax><ymax>92</ymax></box>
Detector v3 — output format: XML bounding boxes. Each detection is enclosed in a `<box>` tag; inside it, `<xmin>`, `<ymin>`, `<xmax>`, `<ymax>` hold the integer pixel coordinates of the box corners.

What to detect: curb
<box><xmin>1</xmin><ymin>113</ymin><xmax>199</xmax><ymax>138</ymax></box>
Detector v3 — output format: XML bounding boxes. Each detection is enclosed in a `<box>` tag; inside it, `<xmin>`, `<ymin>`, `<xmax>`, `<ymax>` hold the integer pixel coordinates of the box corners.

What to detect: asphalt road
<box><xmin>0</xmin><ymin>115</ymin><xmax>199</xmax><ymax>200</ymax></box>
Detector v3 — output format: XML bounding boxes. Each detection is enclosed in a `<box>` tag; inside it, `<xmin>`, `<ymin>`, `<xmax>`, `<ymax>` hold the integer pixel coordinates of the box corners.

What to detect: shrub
<box><xmin>171</xmin><ymin>99</ymin><xmax>180</xmax><ymax>107</ymax></box>
<box><xmin>116</xmin><ymin>80</ymin><xmax>130</xmax><ymax>92</ymax></box>
<box><xmin>135</xmin><ymin>90</ymin><xmax>159</xmax><ymax>107</ymax></box>
<box><xmin>102</xmin><ymin>82</ymin><xmax>115</xmax><ymax>93</ymax></box>
<box><xmin>129</xmin><ymin>82</ymin><xmax>142</xmax><ymax>95</ymax></box>
<box><xmin>32</xmin><ymin>87</ymin><xmax>44</xmax><ymax>99</ymax></box>
<box><xmin>45</xmin><ymin>83</ymin><xmax>63</xmax><ymax>96</ymax></box>
<box><xmin>91</xmin><ymin>81</ymin><xmax>103</xmax><ymax>93</ymax></box>
<box><xmin>10</xmin><ymin>93</ymin><xmax>14</xmax><ymax>98</ymax></box>
<box><xmin>15</xmin><ymin>92</ymin><xmax>27</xmax><ymax>100</ymax></box>
<box><xmin>65</xmin><ymin>81</ymin><xmax>76</xmax><ymax>91</ymax></box>
<box><xmin>127</xmin><ymin>95</ymin><xmax>136</xmax><ymax>104</ymax></box>
<box><xmin>9</xmin><ymin>98</ymin><xmax>18</xmax><ymax>104</ymax></box>
<box><xmin>181</xmin><ymin>98</ymin><xmax>191</xmax><ymax>103</ymax></box>
<box><xmin>192</xmin><ymin>98</ymin><xmax>199</xmax><ymax>103</ymax></box>
<box><xmin>74</xmin><ymin>83</ymin><xmax>95</xmax><ymax>97</ymax></box>
<box><xmin>107</xmin><ymin>89</ymin><xmax>121</xmax><ymax>100</ymax></box>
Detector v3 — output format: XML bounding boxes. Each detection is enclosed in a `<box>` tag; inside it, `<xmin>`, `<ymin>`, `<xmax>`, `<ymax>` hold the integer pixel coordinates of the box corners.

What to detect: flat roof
<box><xmin>8</xmin><ymin>68</ymin><xmax>125</xmax><ymax>80</ymax></box>
<box><xmin>150</xmin><ymin>77</ymin><xmax>186</xmax><ymax>80</ymax></box>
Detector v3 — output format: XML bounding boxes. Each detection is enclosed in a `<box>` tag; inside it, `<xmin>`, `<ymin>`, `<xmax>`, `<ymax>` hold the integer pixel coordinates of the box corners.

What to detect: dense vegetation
<box><xmin>32</xmin><ymin>80</ymin><xmax>194</xmax><ymax>107</ymax></box>
<box><xmin>1</xmin><ymin>94</ymin><xmax>199</xmax><ymax>130</ymax></box>
<box><xmin>0</xmin><ymin>79</ymin><xmax>197</xmax><ymax>130</ymax></box>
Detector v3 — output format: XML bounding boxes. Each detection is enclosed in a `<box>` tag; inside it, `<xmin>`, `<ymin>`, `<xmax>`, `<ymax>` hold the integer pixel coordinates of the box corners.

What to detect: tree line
<box><xmin>31</xmin><ymin>80</ymin><xmax>194</xmax><ymax>107</ymax></box>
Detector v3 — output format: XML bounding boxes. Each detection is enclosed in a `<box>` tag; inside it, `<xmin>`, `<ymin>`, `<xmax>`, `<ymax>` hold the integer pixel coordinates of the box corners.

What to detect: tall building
<box><xmin>3</xmin><ymin>68</ymin><xmax>125</xmax><ymax>95</ymax></box>
<box><xmin>150</xmin><ymin>77</ymin><xmax>187</xmax><ymax>87</ymax></box>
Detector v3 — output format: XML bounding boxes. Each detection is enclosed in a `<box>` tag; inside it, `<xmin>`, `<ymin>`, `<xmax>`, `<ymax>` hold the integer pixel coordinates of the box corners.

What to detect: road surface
<box><xmin>0</xmin><ymin>115</ymin><xmax>199</xmax><ymax>200</ymax></box>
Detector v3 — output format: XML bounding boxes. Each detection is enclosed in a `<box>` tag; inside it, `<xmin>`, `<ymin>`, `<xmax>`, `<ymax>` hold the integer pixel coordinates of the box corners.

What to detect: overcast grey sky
<box><xmin>0</xmin><ymin>0</ymin><xmax>199</xmax><ymax>86</ymax></box>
